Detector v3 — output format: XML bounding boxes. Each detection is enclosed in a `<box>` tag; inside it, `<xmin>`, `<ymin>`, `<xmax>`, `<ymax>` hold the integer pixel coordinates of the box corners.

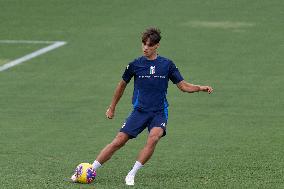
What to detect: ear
<box><xmin>156</xmin><ymin>43</ymin><xmax>160</xmax><ymax>49</ymax></box>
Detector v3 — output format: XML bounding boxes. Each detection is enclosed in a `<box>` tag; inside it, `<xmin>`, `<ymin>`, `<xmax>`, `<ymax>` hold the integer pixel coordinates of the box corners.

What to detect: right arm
<box><xmin>106</xmin><ymin>60</ymin><xmax>134</xmax><ymax>119</ymax></box>
<box><xmin>105</xmin><ymin>80</ymin><xmax>127</xmax><ymax>119</ymax></box>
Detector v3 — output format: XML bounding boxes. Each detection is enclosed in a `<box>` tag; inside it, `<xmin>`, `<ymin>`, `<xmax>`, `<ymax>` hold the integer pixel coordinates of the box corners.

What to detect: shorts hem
<box><xmin>149</xmin><ymin>125</ymin><xmax>167</xmax><ymax>137</ymax></box>
<box><xmin>119</xmin><ymin>129</ymin><xmax>136</xmax><ymax>139</ymax></box>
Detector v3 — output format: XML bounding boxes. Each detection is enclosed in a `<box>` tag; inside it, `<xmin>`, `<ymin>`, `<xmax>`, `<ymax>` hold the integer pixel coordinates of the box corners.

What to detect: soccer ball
<box><xmin>72</xmin><ymin>163</ymin><xmax>96</xmax><ymax>184</ymax></box>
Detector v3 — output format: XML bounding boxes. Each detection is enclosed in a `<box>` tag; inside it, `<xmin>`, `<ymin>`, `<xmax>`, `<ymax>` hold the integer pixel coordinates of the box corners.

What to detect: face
<box><xmin>142</xmin><ymin>39</ymin><xmax>159</xmax><ymax>59</ymax></box>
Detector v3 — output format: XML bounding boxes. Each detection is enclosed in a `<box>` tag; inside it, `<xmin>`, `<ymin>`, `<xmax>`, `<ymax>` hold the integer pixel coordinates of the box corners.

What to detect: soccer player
<box><xmin>71</xmin><ymin>27</ymin><xmax>213</xmax><ymax>185</ymax></box>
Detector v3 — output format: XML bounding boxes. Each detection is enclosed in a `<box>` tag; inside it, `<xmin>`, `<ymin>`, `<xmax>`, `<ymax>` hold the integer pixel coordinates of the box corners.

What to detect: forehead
<box><xmin>142</xmin><ymin>38</ymin><xmax>157</xmax><ymax>46</ymax></box>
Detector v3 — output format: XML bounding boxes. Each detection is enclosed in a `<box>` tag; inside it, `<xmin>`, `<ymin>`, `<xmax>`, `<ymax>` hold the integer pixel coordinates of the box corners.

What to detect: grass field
<box><xmin>0</xmin><ymin>0</ymin><xmax>283</xmax><ymax>188</ymax></box>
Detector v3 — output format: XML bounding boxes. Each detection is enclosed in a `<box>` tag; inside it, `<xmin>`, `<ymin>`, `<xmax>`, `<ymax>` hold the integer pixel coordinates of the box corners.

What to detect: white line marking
<box><xmin>0</xmin><ymin>40</ymin><xmax>67</xmax><ymax>72</ymax></box>
<box><xmin>181</xmin><ymin>21</ymin><xmax>255</xmax><ymax>29</ymax></box>
<box><xmin>0</xmin><ymin>40</ymin><xmax>57</xmax><ymax>44</ymax></box>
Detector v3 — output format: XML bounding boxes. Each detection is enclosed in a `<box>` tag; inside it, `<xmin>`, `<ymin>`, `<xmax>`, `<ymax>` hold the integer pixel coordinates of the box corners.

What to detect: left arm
<box><xmin>176</xmin><ymin>80</ymin><xmax>213</xmax><ymax>94</ymax></box>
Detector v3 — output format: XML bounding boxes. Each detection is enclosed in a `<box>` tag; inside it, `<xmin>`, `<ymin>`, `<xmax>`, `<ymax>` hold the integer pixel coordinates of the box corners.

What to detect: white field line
<box><xmin>0</xmin><ymin>40</ymin><xmax>58</xmax><ymax>44</ymax></box>
<box><xmin>0</xmin><ymin>40</ymin><xmax>67</xmax><ymax>72</ymax></box>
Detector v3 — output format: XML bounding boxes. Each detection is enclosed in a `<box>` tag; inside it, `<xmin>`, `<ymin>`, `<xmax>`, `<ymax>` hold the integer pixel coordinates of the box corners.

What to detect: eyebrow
<box><xmin>142</xmin><ymin>41</ymin><xmax>155</xmax><ymax>47</ymax></box>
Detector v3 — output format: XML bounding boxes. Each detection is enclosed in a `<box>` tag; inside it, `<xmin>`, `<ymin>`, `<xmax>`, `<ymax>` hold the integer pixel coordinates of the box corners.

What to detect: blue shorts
<box><xmin>120</xmin><ymin>108</ymin><xmax>168</xmax><ymax>139</ymax></box>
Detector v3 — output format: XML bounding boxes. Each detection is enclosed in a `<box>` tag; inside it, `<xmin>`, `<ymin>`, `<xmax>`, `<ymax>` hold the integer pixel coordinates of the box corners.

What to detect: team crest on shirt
<box><xmin>150</xmin><ymin>66</ymin><xmax>155</xmax><ymax>74</ymax></box>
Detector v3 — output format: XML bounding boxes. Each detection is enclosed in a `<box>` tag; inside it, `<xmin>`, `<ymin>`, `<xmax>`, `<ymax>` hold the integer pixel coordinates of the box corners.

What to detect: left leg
<box><xmin>125</xmin><ymin>109</ymin><xmax>167</xmax><ymax>185</ymax></box>
<box><xmin>125</xmin><ymin>127</ymin><xmax>164</xmax><ymax>185</ymax></box>
<box><xmin>137</xmin><ymin>127</ymin><xmax>164</xmax><ymax>164</ymax></box>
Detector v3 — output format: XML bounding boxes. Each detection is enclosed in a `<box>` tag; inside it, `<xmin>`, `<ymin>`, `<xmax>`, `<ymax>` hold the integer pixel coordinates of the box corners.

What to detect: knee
<box><xmin>147</xmin><ymin>134</ymin><xmax>161</xmax><ymax>145</ymax></box>
<box><xmin>110</xmin><ymin>138</ymin><xmax>126</xmax><ymax>149</ymax></box>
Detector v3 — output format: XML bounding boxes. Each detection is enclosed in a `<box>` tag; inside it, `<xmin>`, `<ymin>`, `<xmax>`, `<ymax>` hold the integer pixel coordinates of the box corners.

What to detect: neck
<box><xmin>146</xmin><ymin>53</ymin><xmax>158</xmax><ymax>60</ymax></box>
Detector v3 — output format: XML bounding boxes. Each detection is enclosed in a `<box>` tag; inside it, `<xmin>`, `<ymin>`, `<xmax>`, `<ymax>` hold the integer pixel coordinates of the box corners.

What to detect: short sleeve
<box><xmin>122</xmin><ymin>62</ymin><xmax>135</xmax><ymax>83</ymax></box>
<box><xmin>169</xmin><ymin>61</ymin><xmax>184</xmax><ymax>84</ymax></box>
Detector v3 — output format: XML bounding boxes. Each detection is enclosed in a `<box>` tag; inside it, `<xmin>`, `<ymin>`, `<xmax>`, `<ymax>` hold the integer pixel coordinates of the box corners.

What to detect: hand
<box><xmin>106</xmin><ymin>106</ymin><xmax>115</xmax><ymax>119</ymax></box>
<box><xmin>200</xmin><ymin>86</ymin><xmax>213</xmax><ymax>94</ymax></box>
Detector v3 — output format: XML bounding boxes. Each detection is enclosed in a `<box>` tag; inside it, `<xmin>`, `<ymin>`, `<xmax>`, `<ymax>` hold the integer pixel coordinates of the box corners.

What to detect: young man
<box><xmin>72</xmin><ymin>27</ymin><xmax>213</xmax><ymax>185</ymax></box>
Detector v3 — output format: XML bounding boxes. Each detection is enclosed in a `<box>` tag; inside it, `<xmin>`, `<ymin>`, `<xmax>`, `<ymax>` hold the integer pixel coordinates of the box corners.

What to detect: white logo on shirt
<box><xmin>150</xmin><ymin>66</ymin><xmax>155</xmax><ymax>74</ymax></box>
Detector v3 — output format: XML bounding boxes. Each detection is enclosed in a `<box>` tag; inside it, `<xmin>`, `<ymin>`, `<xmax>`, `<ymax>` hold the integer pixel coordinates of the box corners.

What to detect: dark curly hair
<box><xmin>142</xmin><ymin>27</ymin><xmax>161</xmax><ymax>47</ymax></box>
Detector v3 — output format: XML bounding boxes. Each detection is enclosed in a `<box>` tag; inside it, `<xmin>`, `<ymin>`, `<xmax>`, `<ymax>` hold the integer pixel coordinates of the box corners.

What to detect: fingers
<box><xmin>106</xmin><ymin>114</ymin><xmax>113</xmax><ymax>119</ymax></box>
<box><xmin>207</xmin><ymin>86</ymin><xmax>213</xmax><ymax>94</ymax></box>
<box><xmin>106</xmin><ymin>108</ymin><xmax>114</xmax><ymax>119</ymax></box>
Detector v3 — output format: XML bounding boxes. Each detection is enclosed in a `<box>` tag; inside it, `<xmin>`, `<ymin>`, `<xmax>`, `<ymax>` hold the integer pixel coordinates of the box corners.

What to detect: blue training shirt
<box><xmin>122</xmin><ymin>55</ymin><xmax>184</xmax><ymax>111</ymax></box>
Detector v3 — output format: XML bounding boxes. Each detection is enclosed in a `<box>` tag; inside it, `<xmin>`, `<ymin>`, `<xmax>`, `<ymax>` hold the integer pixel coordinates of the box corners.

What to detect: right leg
<box><xmin>71</xmin><ymin>132</ymin><xmax>129</xmax><ymax>182</ymax></box>
<box><xmin>95</xmin><ymin>109</ymin><xmax>146</xmax><ymax>167</ymax></box>
<box><xmin>95</xmin><ymin>132</ymin><xmax>130</xmax><ymax>165</ymax></box>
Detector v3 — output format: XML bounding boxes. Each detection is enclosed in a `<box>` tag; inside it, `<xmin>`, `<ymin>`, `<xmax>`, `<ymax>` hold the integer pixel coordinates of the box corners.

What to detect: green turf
<box><xmin>0</xmin><ymin>0</ymin><xmax>283</xmax><ymax>188</ymax></box>
<box><xmin>0</xmin><ymin>59</ymin><xmax>9</xmax><ymax>66</ymax></box>
<box><xmin>0</xmin><ymin>43</ymin><xmax>47</xmax><ymax>66</ymax></box>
